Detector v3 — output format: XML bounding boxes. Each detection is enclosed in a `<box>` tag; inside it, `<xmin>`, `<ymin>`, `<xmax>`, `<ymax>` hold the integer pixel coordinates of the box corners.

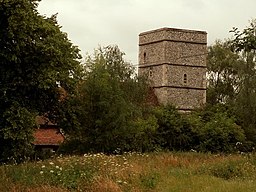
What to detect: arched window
<box><xmin>183</xmin><ymin>74</ymin><xmax>187</xmax><ymax>84</ymax></box>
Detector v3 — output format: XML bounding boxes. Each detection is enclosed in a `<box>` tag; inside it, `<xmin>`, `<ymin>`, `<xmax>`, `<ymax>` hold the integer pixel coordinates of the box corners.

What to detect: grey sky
<box><xmin>38</xmin><ymin>0</ymin><xmax>256</xmax><ymax>65</ymax></box>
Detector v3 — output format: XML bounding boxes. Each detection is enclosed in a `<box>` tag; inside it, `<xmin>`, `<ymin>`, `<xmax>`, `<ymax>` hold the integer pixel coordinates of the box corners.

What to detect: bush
<box><xmin>130</xmin><ymin>114</ymin><xmax>159</xmax><ymax>152</ymax></box>
<box><xmin>154</xmin><ymin>105</ymin><xmax>195</xmax><ymax>151</ymax></box>
<box><xmin>153</xmin><ymin>104</ymin><xmax>245</xmax><ymax>153</ymax></box>
<box><xmin>57</xmin><ymin>140</ymin><xmax>88</xmax><ymax>155</ymax></box>
<box><xmin>188</xmin><ymin>105</ymin><xmax>246</xmax><ymax>153</ymax></box>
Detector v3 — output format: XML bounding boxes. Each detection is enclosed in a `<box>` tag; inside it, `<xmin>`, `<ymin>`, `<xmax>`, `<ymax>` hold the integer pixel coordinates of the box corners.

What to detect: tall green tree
<box><xmin>59</xmin><ymin>45</ymin><xmax>152</xmax><ymax>153</ymax></box>
<box><xmin>206</xmin><ymin>40</ymin><xmax>242</xmax><ymax>105</ymax></box>
<box><xmin>207</xmin><ymin>20</ymin><xmax>256</xmax><ymax>143</ymax></box>
<box><xmin>0</xmin><ymin>0</ymin><xmax>82</xmax><ymax>161</ymax></box>
<box><xmin>230</xmin><ymin>20</ymin><xmax>256</xmax><ymax>142</ymax></box>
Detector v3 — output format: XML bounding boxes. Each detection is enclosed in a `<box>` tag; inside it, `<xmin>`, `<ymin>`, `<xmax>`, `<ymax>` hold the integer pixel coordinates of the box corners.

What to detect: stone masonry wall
<box><xmin>138</xmin><ymin>65</ymin><xmax>163</xmax><ymax>87</ymax></box>
<box><xmin>139</xmin><ymin>28</ymin><xmax>207</xmax><ymax>45</ymax></box>
<box><xmin>139</xmin><ymin>42</ymin><xmax>165</xmax><ymax>64</ymax></box>
<box><xmin>166</xmin><ymin>65</ymin><xmax>206</xmax><ymax>88</ymax></box>
<box><xmin>165</xmin><ymin>42</ymin><xmax>206</xmax><ymax>66</ymax></box>
<box><xmin>138</xmin><ymin>27</ymin><xmax>207</xmax><ymax>110</ymax></box>
<box><xmin>155</xmin><ymin>87</ymin><xmax>206</xmax><ymax>110</ymax></box>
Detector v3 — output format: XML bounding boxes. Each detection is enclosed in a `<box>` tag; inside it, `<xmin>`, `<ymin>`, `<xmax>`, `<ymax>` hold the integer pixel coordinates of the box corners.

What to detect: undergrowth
<box><xmin>1</xmin><ymin>152</ymin><xmax>256</xmax><ymax>192</ymax></box>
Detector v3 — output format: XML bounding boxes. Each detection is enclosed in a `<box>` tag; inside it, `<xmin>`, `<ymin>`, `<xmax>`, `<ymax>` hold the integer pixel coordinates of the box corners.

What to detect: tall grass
<box><xmin>1</xmin><ymin>152</ymin><xmax>256</xmax><ymax>191</ymax></box>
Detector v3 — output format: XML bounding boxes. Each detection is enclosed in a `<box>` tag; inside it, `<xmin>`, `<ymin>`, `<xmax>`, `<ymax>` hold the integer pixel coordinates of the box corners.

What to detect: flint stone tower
<box><xmin>138</xmin><ymin>28</ymin><xmax>207</xmax><ymax>111</ymax></box>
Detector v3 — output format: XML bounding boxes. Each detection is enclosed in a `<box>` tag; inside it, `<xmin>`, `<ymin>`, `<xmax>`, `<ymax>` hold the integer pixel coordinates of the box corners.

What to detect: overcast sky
<box><xmin>37</xmin><ymin>0</ymin><xmax>256</xmax><ymax>65</ymax></box>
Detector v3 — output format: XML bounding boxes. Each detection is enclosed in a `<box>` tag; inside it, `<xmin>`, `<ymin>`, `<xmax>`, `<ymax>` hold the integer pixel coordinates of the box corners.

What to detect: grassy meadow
<box><xmin>1</xmin><ymin>152</ymin><xmax>256</xmax><ymax>192</ymax></box>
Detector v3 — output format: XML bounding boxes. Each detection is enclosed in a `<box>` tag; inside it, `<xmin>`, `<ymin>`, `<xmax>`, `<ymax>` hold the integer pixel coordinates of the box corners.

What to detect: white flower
<box><xmin>41</xmin><ymin>165</ymin><xmax>45</xmax><ymax>168</ymax></box>
<box><xmin>50</xmin><ymin>170</ymin><xmax>54</xmax><ymax>173</ymax></box>
<box><xmin>56</xmin><ymin>165</ymin><xmax>60</xmax><ymax>169</ymax></box>
<box><xmin>40</xmin><ymin>171</ymin><xmax>44</xmax><ymax>174</ymax></box>
<box><xmin>49</xmin><ymin>162</ymin><xmax>54</xmax><ymax>165</ymax></box>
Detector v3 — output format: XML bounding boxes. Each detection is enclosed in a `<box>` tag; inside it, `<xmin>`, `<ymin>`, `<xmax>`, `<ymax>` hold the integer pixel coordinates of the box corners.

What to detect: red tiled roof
<box><xmin>33</xmin><ymin>128</ymin><xmax>64</xmax><ymax>146</ymax></box>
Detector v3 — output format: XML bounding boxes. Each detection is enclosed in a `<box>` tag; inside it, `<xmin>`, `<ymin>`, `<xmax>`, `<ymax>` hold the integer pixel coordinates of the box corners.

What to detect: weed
<box><xmin>140</xmin><ymin>172</ymin><xmax>160</xmax><ymax>190</ymax></box>
<box><xmin>1</xmin><ymin>152</ymin><xmax>256</xmax><ymax>191</ymax></box>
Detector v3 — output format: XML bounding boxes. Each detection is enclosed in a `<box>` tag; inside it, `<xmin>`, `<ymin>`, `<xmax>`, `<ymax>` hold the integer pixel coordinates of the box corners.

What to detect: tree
<box><xmin>58</xmin><ymin>45</ymin><xmax>152</xmax><ymax>153</ymax></box>
<box><xmin>206</xmin><ymin>40</ymin><xmax>242</xmax><ymax>105</ymax></box>
<box><xmin>207</xmin><ymin>19</ymin><xmax>256</xmax><ymax>143</ymax></box>
<box><xmin>0</xmin><ymin>0</ymin><xmax>82</xmax><ymax>162</ymax></box>
<box><xmin>230</xmin><ymin>19</ymin><xmax>256</xmax><ymax>142</ymax></box>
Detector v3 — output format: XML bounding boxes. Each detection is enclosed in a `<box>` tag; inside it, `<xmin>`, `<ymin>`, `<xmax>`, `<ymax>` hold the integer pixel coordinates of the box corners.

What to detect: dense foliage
<box><xmin>0</xmin><ymin>0</ymin><xmax>82</xmax><ymax>162</ymax></box>
<box><xmin>149</xmin><ymin>104</ymin><xmax>245</xmax><ymax>153</ymax></box>
<box><xmin>59</xmin><ymin>46</ymin><xmax>153</xmax><ymax>153</ymax></box>
<box><xmin>207</xmin><ymin>19</ymin><xmax>256</xmax><ymax>144</ymax></box>
<box><xmin>154</xmin><ymin>105</ymin><xmax>194</xmax><ymax>151</ymax></box>
<box><xmin>1</xmin><ymin>0</ymin><xmax>255</xmax><ymax>161</ymax></box>
<box><xmin>52</xmin><ymin>19</ymin><xmax>256</xmax><ymax>155</ymax></box>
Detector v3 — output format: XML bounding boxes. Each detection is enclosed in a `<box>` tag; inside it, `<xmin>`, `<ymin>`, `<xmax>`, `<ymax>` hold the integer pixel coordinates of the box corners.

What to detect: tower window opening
<box><xmin>143</xmin><ymin>52</ymin><xmax>146</xmax><ymax>63</ymax></box>
<box><xmin>149</xmin><ymin>67</ymin><xmax>153</xmax><ymax>78</ymax></box>
<box><xmin>183</xmin><ymin>74</ymin><xmax>187</xmax><ymax>84</ymax></box>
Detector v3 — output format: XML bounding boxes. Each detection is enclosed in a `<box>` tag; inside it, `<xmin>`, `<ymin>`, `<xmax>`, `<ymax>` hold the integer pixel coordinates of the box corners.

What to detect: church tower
<box><xmin>138</xmin><ymin>28</ymin><xmax>207</xmax><ymax>111</ymax></box>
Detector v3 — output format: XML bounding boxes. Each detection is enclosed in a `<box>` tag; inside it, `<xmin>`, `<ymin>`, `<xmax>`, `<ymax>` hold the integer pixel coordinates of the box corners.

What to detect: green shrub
<box><xmin>58</xmin><ymin>140</ymin><xmax>89</xmax><ymax>155</ymax></box>
<box><xmin>188</xmin><ymin>105</ymin><xmax>246</xmax><ymax>153</ymax></box>
<box><xmin>130</xmin><ymin>114</ymin><xmax>159</xmax><ymax>152</ymax></box>
<box><xmin>140</xmin><ymin>172</ymin><xmax>160</xmax><ymax>189</ymax></box>
<box><xmin>154</xmin><ymin>105</ymin><xmax>195</xmax><ymax>151</ymax></box>
<box><xmin>197</xmin><ymin>158</ymin><xmax>256</xmax><ymax>180</ymax></box>
<box><xmin>210</xmin><ymin>162</ymin><xmax>244</xmax><ymax>180</ymax></box>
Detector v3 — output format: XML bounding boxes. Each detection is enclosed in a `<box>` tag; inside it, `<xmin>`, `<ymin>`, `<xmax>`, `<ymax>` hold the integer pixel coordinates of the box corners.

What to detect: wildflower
<box><xmin>56</xmin><ymin>165</ymin><xmax>60</xmax><ymax>169</ymax></box>
<box><xmin>50</xmin><ymin>170</ymin><xmax>54</xmax><ymax>173</ymax></box>
<box><xmin>49</xmin><ymin>162</ymin><xmax>54</xmax><ymax>165</ymax></box>
<box><xmin>236</xmin><ymin>142</ymin><xmax>242</xmax><ymax>146</ymax></box>
<box><xmin>41</xmin><ymin>165</ymin><xmax>46</xmax><ymax>168</ymax></box>
<box><xmin>40</xmin><ymin>171</ymin><xmax>44</xmax><ymax>174</ymax></box>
